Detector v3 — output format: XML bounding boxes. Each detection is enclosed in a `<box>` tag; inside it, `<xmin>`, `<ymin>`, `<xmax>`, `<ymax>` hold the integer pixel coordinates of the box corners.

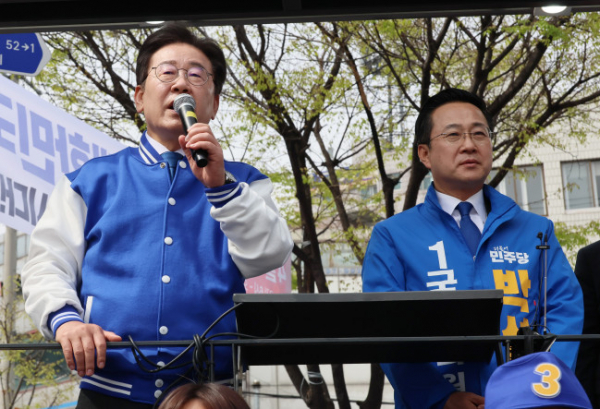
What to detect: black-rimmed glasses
<box><xmin>149</xmin><ymin>62</ymin><xmax>213</xmax><ymax>86</ymax></box>
<box><xmin>430</xmin><ymin>130</ymin><xmax>494</xmax><ymax>145</ymax></box>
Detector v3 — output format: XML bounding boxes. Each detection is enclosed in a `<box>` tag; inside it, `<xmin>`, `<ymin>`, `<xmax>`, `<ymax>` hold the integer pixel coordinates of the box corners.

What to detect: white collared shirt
<box><xmin>436</xmin><ymin>189</ymin><xmax>487</xmax><ymax>233</ymax></box>
<box><xmin>146</xmin><ymin>132</ymin><xmax>186</xmax><ymax>156</ymax></box>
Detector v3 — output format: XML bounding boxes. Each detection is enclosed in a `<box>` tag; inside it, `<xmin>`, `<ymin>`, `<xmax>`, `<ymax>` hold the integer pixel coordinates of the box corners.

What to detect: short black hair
<box><xmin>136</xmin><ymin>22</ymin><xmax>227</xmax><ymax>95</ymax></box>
<box><xmin>415</xmin><ymin>88</ymin><xmax>493</xmax><ymax>145</ymax></box>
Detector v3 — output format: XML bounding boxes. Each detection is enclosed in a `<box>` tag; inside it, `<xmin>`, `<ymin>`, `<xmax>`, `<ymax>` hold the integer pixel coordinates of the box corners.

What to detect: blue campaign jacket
<box><xmin>22</xmin><ymin>132</ymin><xmax>293</xmax><ymax>404</ymax></box>
<box><xmin>362</xmin><ymin>184</ymin><xmax>583</xmax><ymax>409</ymax></box>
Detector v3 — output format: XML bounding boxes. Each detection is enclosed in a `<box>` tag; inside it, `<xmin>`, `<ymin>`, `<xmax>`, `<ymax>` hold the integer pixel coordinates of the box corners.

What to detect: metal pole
<box><xmin>1</xmin><ymin>226</ymin><xmax>17</xmax><ymax>409</ymax></box>
<box><xmin>3</xmin><ymin>227</ymin><xmax>17</xmax><ymax>326</ymax></box>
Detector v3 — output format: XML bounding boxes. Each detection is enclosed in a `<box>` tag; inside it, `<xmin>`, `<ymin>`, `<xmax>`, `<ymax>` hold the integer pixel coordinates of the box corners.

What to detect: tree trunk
<box><xmin>403</xmin><ymin>144</ymin><xmax>430</xmax><ymax>211</ymax></box>
<box><xmin>332</xmin><ymin>364</ymin><xmax>351</xmax><ymax>409</ymax></box>
<box><xmin>285</xmin><ymin>364</ymin><xmax>335</xmax><ymax>409</ymax></box>
<box><xmin>359</xmin><ymin>364</ymin><xmax>385</xmax><ymax>409</ymax></box>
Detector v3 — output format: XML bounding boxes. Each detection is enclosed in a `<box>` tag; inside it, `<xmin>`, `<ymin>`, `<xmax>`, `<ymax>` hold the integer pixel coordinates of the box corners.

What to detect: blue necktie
<box><xmin>161</xmin><ymin>152</ymin><xmax>183</xmax><ymax>182</ymax></box>
<box><xmin>457</xmin><ymin>202</ymin><xmax>481</xmax><ymax>256</ymax></box>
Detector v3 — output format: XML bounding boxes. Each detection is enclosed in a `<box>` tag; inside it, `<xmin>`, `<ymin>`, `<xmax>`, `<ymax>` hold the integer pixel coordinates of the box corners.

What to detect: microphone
<box><xmin>535</xmin><ymin>232</ymin><xmax>550</xmax><ymax>333</ymax></box>
<box><xmin>509</xmin><ymin>231</ymin><xmax>556</xmax><ymax>360</ymax></box>
<box><xmin>173</xmin><ymin>93</ymin><xmax>208</xmax><ymax>168</ymax></box>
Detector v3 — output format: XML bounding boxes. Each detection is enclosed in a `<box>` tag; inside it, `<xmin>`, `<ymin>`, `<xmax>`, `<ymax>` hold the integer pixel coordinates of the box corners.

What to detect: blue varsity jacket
<box><xmin>22</xmin><ymin>132</ymin><xmax>293</xmax><ymax>404</ymax></box>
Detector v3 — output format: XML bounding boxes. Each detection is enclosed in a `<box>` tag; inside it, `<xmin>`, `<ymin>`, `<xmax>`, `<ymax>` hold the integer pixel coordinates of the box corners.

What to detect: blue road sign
<box><xmin>0</xmin><ymin>33</ymin><xmax>51</xmax><ymax>76</ymax></box>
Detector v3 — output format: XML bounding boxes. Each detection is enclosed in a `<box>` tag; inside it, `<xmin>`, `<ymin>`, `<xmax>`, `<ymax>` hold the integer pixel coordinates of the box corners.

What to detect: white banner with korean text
<box><xmin>0</xmin><ymin>75</ymin><xmax>124</xmax><ymax>235</ymax></box>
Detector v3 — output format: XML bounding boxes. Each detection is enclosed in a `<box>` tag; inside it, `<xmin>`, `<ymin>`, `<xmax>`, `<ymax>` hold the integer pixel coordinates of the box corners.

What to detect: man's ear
<box><xmin>134</xmin><ymin>85</ymin><xmax>145</xmax><ymax>113</ymax></box>
<box><xmin>211</xmin><ymin>94</ymin><xmax>220</xmax><ymax>120</ymax></box>
<box><xmin>418</xmin><ymin>144</ymin><xmax>432</xmax><ymax>170</ymax></box>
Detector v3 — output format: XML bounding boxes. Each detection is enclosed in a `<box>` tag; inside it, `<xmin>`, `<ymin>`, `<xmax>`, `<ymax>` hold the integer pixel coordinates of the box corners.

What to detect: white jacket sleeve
<box><xmin>20</xmin><ymin>175</ymin><xmax>86</xmax><ymax>339</ymax></box>
<box><xmin>210</xmin><ymin>178</ymin><xmax>293</xmax><ymax>278</ymax></box>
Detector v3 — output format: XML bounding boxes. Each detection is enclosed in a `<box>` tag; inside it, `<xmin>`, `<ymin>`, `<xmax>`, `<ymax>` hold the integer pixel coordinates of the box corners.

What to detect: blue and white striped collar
<box><xmin>138</xmin><ymin>132</ymin><xmax>161</xmax><ymax>164</ymax></box>
<box><xmin>138</xmin><ymin>132</ymin><xmax>186</xmax><ymax>164</ymax></box>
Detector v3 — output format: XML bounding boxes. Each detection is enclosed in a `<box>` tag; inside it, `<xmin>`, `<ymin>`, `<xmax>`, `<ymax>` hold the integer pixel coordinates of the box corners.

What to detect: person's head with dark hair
<box><xmin>416</xmin><ymin>88</ymin><xmax>494</xmax><ymax>201</ymax></box>
<box><xmin>158</xmin><ymin>383</ymin><xmax>250</xmax><ymax>409</ymax></box>
<box><xmin>134</xmin><ymin>22</ymin><xmax>226</xmax><ymax>151</ymax></box>
<box><xmin>415</xmin><ymin>88</ymin><xmax>493</xmax><ymax>146</ymax></box>
<box><xmin>136</xmin><ymin>22</ymin><xmax>227</xmax><ymax>95</ymax></box>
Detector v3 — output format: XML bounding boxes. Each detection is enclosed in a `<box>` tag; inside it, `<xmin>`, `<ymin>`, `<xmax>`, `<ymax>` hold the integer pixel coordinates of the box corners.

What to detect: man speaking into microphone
<box><xmin>21</xmin><ymin>23</ymin><xmax>293</xmax><ymax>408</ymax></box>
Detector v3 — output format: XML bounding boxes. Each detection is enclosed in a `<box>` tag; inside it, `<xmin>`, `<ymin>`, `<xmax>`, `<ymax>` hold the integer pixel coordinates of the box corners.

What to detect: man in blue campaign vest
<box><xmin>21</xmin><ymin>23</ymin><xmax>293</xmax><ymax>408</ymax></box>
<box><xmin>362</xmin><ymin>88</ymin><xmax>583</xmax><ymax>409</ymax></box>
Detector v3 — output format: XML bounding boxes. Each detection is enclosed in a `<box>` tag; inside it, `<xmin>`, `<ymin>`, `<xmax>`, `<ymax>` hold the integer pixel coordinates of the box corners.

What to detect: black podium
<box><xmin>233</xmin><ymin>290</ymin><xmax>503</xmax><ymax>366</ymax></box>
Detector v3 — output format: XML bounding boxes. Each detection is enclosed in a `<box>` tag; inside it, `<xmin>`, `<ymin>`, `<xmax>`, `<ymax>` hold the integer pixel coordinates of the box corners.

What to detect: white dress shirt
<box><xmin>146</xmin><ymin>133</ymin><xmax>186</xmax><ymax>156</ymax></box>
<box><xmin>435</xmin><ymin>189</ymin><xmax>487</xmax><ymax>233</ymax></box>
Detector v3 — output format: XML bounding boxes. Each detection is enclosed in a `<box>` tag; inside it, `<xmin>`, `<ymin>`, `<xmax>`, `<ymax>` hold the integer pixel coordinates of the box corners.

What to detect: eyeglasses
<box><xmin>149</xmin><ymin>62</ymin><xmax>213</xmax><ymax>86</ymax></box>
<box><xmin>430</xmin><ymin>130</ymin><xmax>494</xmax><ymax>145</ymax></box>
